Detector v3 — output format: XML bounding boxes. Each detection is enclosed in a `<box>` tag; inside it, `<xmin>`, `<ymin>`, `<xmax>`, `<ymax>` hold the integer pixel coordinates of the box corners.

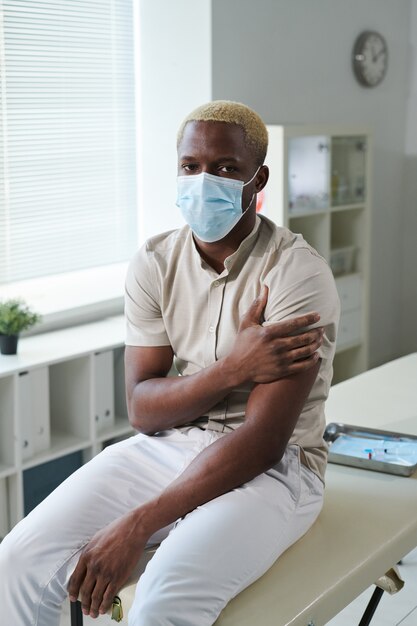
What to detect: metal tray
<box><xmin>324</xmin><ymin>422</ymin><xmax>417</xmax><ymax>477</ymax></box>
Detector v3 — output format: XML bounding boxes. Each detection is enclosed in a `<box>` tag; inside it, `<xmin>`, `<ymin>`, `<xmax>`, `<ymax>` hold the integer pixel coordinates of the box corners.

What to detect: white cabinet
<box><xmin>0</xmin><ymin>316</ymin><xmax>134</xmax><ymax>538</ymax></box>
<box><xmin>260</xmin><ymin>125</ymin><xmax>371</xmax><ymax>383</ymax></box>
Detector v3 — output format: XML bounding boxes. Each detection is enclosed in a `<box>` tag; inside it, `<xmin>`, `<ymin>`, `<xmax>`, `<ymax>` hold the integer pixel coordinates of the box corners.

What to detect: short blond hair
<box><xmin>177</xmin><ymin>100</ymin><xmax>268</xmax><ymax>165</ymax></box>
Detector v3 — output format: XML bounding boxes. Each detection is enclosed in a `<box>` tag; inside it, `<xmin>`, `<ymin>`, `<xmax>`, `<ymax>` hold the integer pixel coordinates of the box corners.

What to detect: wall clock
<box><xmin>352</xmin><ymin>30</ymin><xmax>388</xmax><ymax>87</ymax></box>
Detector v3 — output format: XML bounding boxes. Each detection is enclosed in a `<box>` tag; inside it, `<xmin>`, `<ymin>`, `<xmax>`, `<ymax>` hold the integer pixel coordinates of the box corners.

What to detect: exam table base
<box><xmin>358</xmin><ymin>586</ymin><xmax>384</xmax><ymax>626</ymax></box>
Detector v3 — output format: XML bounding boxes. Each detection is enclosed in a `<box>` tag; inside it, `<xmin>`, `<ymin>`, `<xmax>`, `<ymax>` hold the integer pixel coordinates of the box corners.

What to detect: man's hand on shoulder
<box><xmin>224</xmin><ymin>285</ymin><xmax>324</xmax><ymax>385</ymax></box>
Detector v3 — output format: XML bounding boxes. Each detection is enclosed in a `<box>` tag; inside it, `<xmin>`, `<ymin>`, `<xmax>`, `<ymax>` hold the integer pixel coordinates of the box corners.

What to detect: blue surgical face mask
<box><xmin>176</xmin><ymin>167</ymin><xmax>260</xmax><ymax>243</ymax></box>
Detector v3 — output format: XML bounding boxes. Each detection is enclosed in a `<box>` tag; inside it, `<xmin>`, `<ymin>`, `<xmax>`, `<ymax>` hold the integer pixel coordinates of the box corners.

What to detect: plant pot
<box><xmin>0</xmin><ymin>334</ymin><xmax>19</xmax><ymax>355</ymax></box>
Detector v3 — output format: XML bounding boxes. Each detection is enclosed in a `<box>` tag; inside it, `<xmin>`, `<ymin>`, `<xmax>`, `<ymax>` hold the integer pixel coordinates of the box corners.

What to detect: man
<box><xmin>0</xmin><ymin>101</ymin><xmax>339</xmax><ymax>625</ymax></box>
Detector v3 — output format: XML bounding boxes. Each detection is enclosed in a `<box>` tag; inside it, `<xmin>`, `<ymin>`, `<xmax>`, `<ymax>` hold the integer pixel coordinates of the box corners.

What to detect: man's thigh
<box><xmin>0</xmin><ymin>428</ymin><xmax>208</xmax><ymax>590</ymax></box>
<box><xmin>129</xmin><ymin>445</ymin><xmax>324</xmax><ymax>626</ymax></box>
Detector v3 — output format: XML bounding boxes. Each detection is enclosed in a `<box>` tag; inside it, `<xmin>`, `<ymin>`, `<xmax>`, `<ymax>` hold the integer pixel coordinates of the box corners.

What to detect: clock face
<box><xmin>353</xmin><ymin>31</ymin><xmax>388</xmax><ymax>87</ymax></box>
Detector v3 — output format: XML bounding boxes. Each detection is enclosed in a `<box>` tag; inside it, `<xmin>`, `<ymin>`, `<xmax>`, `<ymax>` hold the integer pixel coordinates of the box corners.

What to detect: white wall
<box><xmin>138</xmin><ymin>0</ymin><xmax>211</xmax><ymax>243</ymax></box>
<box><xmin>402</xmin><ymin>0</ymin><xmax>417</xmax><ymax>354</ymax></box>
<box><xmin>211</xmin><ymin>0</ymin><xmax>412</xmax><ymax>368</ymax></box>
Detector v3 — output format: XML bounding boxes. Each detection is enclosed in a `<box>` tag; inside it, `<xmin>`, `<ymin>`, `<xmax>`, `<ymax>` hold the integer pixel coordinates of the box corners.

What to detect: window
<box><xmin>0</xmin><ymin>0</ymin><xmax>137</xmax><ymax>289</ymax></box>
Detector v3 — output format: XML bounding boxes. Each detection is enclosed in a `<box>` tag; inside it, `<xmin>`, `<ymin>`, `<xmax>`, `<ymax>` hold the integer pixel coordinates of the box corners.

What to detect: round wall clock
<box><xmin>352</xmin><ymin>30</ymin><xmax>388</xmax><ymax>87</ymax></box>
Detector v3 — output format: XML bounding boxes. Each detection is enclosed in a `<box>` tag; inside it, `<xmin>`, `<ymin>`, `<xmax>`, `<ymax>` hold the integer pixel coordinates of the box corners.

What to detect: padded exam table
<box><xmin>214</xmin><ymin>352</ymin><xmax>417</xmax><ymax>626</ymax></box>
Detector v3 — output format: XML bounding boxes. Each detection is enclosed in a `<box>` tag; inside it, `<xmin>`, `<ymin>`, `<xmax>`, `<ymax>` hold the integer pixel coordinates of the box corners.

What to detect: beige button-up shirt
<box><xmin>125</xmin><ymin>215</ymin><xmax>340</xmax><ymax>481</ymax></box>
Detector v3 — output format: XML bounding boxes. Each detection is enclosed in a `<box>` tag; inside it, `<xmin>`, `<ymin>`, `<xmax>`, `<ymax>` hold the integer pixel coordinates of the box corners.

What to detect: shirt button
<box><xmin>213</xmin><ymin>280</ymin><xmax>220</xmax><ymax>287</ymax></box>
<box><xmin>209</xmin><ymin>325</ymin><xmax>215</xmax><ymax>333</ymax></box>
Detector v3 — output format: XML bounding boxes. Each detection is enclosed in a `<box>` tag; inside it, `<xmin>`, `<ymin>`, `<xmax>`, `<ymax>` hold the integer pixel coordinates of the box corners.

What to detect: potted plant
<box><xmin>0</xmin><ymin>298</ymin><xmax>41</xmax><ymax>355</ymax></box>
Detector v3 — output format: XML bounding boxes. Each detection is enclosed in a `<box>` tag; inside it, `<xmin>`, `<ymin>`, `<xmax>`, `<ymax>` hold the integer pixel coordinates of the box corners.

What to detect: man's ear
<box><xmin>255</xmin><ymin>165</ymin><xmax>269</xmax><ymax>192</ymax></box>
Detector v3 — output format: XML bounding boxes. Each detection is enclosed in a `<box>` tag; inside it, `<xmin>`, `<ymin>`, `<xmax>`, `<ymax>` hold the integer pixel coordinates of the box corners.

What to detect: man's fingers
<box><xmin>281</xmin><ymin>328</ymin><xmax>324</xmax><ymax>352</ymax></box>
<box><xmin>286</xmin><ymin>337</ymin><xmax>323</xmax><ymax>362</ymax></box>
<box><xmin>285</xmin><ymin>352</ymin><xmax>321</xmax><ymax>374</ymax></box>
<box><xmin>240</xmin><ymin>285</ymin><xmax>269</xmax><ymax>329</ymax></box>
<box><xmin>266</xmin><ymin>313</ymin><xmax>321</xmax><ymax>338</ymax></box>
<box><xmin>80</xmin><ymin>575</ymin><xmax>98</xmax><ymax>615</ymax></box>
<box><xmin>89</xmin><ymin>579</ymin><xmax>111</xmax><ymax>617</ymax></box>
<box><xmin>68</xmin><ymin>560</ymin><xmax>87</xmax><ymax>602</ymax></box>
<box><xmin>99</xmin><ymin>584</ymin><xmax>118</xmax><ymax>616</ymax></box>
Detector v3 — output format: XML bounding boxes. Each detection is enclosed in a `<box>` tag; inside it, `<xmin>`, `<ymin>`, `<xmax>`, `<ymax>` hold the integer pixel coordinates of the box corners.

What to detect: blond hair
<box><xmin>177</xmin><ymin>100</ymin><xmax>268</xmax><ymax>165</ymax></box>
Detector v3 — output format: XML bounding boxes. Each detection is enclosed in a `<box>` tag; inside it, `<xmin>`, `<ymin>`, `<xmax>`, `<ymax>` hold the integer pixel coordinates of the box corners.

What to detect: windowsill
<box><xmin>0</xmin><ymin>263</ymin><xmax>128</xmax><ymax>336</ymax></box>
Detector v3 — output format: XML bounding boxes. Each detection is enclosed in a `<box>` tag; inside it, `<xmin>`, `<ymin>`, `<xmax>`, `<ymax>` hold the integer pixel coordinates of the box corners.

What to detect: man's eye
<box><xmin>182</xmin><ymin>164</ymin><xmax>199</xmax><ymax>172</ymax></box>
<box><xmin>219</xmin><ymin>166</ymin><xmax>236</xmax><ymax>173</ymax></box>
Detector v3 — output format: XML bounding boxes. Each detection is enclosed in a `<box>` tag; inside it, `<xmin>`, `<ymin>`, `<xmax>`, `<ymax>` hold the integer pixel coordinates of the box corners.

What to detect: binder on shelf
<box><xmin>94</xmin><ymin>351</ymin><xmax>115</xmax><ymax>433</ymax></box>
<box><xmin>17</xmin><ymin>367</ymin><xmax>50</xmax><ymax>460</ymax></box>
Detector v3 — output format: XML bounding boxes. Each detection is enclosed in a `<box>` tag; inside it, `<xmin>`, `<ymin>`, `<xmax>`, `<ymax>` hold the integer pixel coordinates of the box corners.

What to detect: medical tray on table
<box><xmin>324</xmin><ymin>422</ymin><xmax>417</xmax><ymax>476</ymax></box>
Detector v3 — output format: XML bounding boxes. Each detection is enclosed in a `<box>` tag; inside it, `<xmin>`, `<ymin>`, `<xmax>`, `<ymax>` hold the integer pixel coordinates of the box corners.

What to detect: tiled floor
<box><xmin>60</xmin><ymin>547</ymin><xmax>417</xmax><ymax>625</ymax></box>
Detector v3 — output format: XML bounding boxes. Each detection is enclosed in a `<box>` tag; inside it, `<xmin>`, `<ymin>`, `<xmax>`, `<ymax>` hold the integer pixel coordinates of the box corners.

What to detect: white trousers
<box><xmin>0</xmin><ymin>427</ymin><xmax>324</xmax><ymax>626</ymax></box>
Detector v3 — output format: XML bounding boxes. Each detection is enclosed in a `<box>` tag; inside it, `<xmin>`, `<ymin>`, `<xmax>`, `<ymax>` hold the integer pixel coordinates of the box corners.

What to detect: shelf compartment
<box><xmin>331</xmin><ymin>209</ymin><xmax>366</xmax><ymax>274</ymax></box>
<box><xmin>289</xmin><ymin>212</ymin><xmax>330</xmax><ymax>260</ymax></box>
<box><xmin>49</xmin><ymin>356</ymin><xmax>91</xmax><ymax>442</ymax></box>
<box><xmin>23</xmin><ymin>450</ymin><xmax>84</xmax><ymax>516</ymax></box>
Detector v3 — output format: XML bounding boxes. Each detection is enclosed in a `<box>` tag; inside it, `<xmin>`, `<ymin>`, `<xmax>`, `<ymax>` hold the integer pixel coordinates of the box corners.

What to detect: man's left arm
<box><xmin>68</xmin><ymin>364</ymin><xmax>319</xmax><ymax>618</ymax></box>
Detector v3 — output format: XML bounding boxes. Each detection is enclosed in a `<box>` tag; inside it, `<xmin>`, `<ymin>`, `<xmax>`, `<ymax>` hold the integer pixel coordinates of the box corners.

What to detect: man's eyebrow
<box><xmin>179</xmin><ymin>155</ymin><xmax>242</xmax><ymax>162</ymax></box>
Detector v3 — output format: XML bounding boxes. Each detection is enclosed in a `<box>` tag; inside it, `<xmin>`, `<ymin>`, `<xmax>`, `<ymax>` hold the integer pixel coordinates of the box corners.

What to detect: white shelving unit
<box><xmin>260</xmin><ymin>125</ymin><xmax>371</xmax><ymax>383</ymax></box>
<box><xmin>0</xmin><ymin>315</ymin><xmax>134</xmax><ymax>538</ymax></box>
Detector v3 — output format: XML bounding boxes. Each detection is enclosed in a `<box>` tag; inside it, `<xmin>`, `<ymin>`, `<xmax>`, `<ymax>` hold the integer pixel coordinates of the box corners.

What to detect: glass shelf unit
<box><xmin>259</xmin><ymin>124</ymin><xmax>371</xmax><ymax>383</ymax></box>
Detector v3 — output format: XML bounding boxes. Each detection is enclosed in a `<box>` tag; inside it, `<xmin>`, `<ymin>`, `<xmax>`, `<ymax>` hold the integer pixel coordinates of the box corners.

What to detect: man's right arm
<box><xmin>125</xmin><ymin>286</ymin><xmax>323</xmax><ymax>434</ymax></box>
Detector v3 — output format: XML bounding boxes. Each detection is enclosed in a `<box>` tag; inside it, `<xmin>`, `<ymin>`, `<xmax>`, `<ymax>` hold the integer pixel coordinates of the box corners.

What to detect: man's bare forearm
<box><xmin>128</xmin><ymin>356</ymin><xmax>239</xmax><ymax>434</ymax></box>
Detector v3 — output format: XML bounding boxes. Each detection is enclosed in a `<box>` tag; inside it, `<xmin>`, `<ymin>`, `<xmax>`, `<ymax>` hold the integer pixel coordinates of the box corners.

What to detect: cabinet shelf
<box><xmin>330</xmin><ymin>203</ymin><xmax>365</xmax><ymax>213</ymax></box>
<box><xmin>288</xmin><ymin>208</ymin><xmax>328</xmax><ymax>219</ymax></box>
<box><xmin>0</xmin><ymin>315</ymin><xmax>133</xmax><ymax>534</ymax></box>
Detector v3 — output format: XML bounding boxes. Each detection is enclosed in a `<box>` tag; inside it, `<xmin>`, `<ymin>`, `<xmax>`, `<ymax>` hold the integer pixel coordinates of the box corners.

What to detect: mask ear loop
<box><xmin>242</xmin><ymin>165</ymin><xmax>262</xmax><ymax>213</ymax></box>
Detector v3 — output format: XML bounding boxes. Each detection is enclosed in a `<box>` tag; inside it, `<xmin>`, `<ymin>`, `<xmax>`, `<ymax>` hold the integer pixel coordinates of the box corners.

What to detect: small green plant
<box><xmin>0</xmin><ymin>298</ymin><xmax>41</xmax><ymax>336</ymax></box>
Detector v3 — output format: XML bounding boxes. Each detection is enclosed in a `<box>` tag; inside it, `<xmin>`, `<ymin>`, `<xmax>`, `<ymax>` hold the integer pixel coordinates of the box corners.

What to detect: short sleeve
<box><xmin>124</xmin><ymin>244</ymin><xmax>170</xmax><ymax>347</ymax></box>
<box><xmin>263</xmin><ymin>245</ymin><xmax>340</xmax><ymax>362</ymax></box>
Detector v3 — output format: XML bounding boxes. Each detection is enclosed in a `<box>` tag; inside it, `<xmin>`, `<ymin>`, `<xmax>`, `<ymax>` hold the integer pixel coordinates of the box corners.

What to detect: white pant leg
<box><xmin>0</xmin><ymin>428</ymin><xmax>207</xmax><ymax>626</ymax></box>
<box><xmin>129</xmin><ymin>444</ymin><xmax>324</xmax><ymax>626</ymax></box>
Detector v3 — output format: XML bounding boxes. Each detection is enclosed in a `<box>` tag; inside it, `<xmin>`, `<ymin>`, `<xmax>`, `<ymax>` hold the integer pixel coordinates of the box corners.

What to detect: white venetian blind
<box><xmin>0</xmin><ymin>0</ymin><xmax>137</xmax><ymax>284</ymax></box>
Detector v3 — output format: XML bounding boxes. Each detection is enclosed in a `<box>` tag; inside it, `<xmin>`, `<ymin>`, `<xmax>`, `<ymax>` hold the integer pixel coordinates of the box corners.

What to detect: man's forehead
<box><xmin>178</xmin><ymin>120</ymin><xmax>250</xmax><ymax>157</ymax></box>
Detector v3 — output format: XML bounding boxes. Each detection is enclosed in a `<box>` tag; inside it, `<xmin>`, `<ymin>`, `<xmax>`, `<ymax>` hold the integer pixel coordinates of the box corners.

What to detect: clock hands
<box><xmin>372</xmin><ymin>47</ymin><xmax>386</xmax><ymax>63</ymax></box>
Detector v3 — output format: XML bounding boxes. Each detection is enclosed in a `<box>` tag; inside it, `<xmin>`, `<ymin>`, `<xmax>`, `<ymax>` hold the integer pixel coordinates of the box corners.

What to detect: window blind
<box><xmin>0</xmin><ymin>0</ymin><xmax>137</xmax><ymax>284</ymax></box>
